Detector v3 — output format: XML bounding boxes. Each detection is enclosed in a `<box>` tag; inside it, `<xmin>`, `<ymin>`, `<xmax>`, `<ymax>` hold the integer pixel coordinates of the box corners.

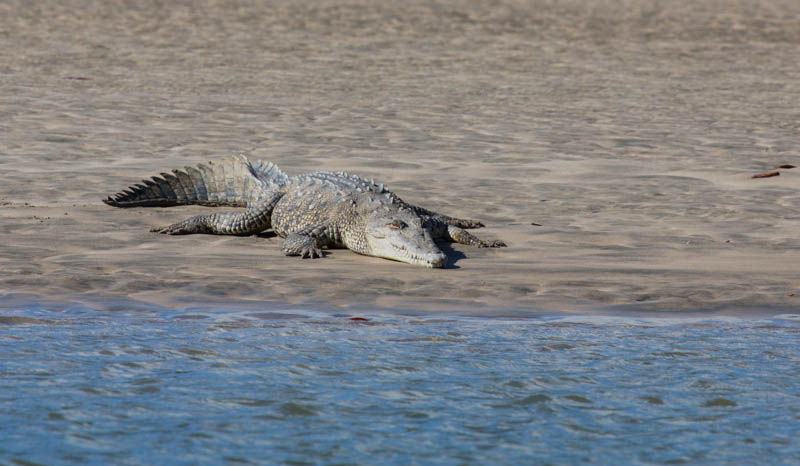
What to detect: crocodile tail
<box><xmin>103</xmin><ymin>155</ymin><xmax>287</xmax><ymax>208</ymax></box>
<box><xmin>249</xmin><ymin>159</ymin><xmax>289</xmax><ymax>186</ymax></box>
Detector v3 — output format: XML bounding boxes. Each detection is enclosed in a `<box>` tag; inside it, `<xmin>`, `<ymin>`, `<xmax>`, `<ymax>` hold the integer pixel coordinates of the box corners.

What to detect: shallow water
<box><xmin>1</xmin><ymin>304</ymin><xmax>798</xmax><ymax>465</ymax></box>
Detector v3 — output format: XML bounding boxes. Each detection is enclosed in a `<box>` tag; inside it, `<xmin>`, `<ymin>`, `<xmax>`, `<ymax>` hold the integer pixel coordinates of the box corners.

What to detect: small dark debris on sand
<box><xmin>751</xmin><ymin>171</ymin><xmax>780</xmax><ymax>179</ymax></box>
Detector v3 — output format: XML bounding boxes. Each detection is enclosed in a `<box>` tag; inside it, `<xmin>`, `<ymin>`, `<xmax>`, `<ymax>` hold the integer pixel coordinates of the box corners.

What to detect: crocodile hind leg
<box><xmin>151</xmin><ymin>192</ymin><xmax>284</xmax><ymax>236</ymax></box>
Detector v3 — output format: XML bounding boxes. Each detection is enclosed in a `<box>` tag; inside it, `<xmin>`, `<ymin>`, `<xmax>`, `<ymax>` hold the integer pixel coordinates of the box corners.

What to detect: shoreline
<box><xmin>3</xmin><ymin>291</ymin><xmax>798</xmax><ymax>322</ymax></box>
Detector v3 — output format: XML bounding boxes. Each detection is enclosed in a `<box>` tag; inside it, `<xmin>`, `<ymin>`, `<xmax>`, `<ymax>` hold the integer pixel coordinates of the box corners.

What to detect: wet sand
<box><xmin>1</xmin><ymin>0</ymin><xmax>799</xmax><ymax>315</ymax></box>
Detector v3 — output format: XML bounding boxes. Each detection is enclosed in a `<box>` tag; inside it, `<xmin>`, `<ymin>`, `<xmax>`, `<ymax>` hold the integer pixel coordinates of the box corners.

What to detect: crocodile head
<box><xmin>359</xmin><ymin>199</ymin><xmax>447</xmax><ymax>268</ymax></box>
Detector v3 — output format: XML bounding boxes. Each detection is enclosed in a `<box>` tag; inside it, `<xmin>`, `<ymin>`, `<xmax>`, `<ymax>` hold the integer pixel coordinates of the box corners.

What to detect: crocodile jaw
<box><xmin>378</xmin><ymin>242</ymin><xmax>447</xmax><ymax>268</ymax></box>
<box><xmin>364</xmin><ymin>218</ymin><xmax>447</xmax><ymax>268</ymax></box>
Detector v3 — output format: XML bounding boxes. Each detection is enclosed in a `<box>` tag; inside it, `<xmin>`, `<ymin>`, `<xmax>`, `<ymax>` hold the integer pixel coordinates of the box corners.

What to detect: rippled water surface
<box><xmin>1</xmin><ymin>304</ymin><xmax>798</xmax><ymax>465</ymax></box>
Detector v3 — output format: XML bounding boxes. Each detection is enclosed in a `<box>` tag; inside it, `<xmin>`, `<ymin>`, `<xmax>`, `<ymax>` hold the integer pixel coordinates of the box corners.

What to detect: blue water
<box><xmin>1</xmin><ymin>303</ymin><xmax>798</xmax><ymax>465</ymax></box>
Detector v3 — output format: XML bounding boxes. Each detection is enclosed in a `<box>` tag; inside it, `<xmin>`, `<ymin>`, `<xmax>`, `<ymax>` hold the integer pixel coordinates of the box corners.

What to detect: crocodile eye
<box><xmin>387</xmin><ymin>220</ymin><xmax>407</xmax><ymax>230</ymax></box>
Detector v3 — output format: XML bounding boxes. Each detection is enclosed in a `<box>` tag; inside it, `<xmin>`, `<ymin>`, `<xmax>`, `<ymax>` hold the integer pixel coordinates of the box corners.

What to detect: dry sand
<box><xmin>1</xmin><ymin>0</ymin><xmax>799</xmax><ymax>316</ymax></box>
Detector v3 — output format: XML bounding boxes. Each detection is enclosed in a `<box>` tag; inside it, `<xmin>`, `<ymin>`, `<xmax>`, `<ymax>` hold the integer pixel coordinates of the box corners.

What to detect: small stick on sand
<box><xmin>752</xmin><ymin>171</ymin><xmax>780</xmax><ymax>179</ymax></box>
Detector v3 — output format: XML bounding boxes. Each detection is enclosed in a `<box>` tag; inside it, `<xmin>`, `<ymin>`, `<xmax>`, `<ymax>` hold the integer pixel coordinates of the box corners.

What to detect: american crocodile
<box><xmin>104</xmin><ymin>155</ymin><xmax>506</xmax><ymax>268</ymax></box>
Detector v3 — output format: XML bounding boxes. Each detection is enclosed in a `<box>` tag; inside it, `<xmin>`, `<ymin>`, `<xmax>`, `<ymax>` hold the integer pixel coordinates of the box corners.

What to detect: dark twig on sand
<box><xmin>751</xmin><ymin>171</ymin><xmax>780</xmax><ymax>179</ymax></box>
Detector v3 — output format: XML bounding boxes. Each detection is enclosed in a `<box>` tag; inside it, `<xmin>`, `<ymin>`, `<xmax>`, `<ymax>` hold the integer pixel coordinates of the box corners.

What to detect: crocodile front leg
<box><xmin>427</xmin><ymin>219</ymin><xmax>506</xmax><ymax>248</ymax></box>
<box><xmin>151</xmin><ymin>192</ymin><xmax>284</xmax><ymax>236</ymax></box>
<box><xmin>283</xmin><ymin>224</ymin><xmax>329</xmax><ymax>259</ymax></box>
<box><xmin>445</xmin><ymin>225</ymin><xmax>506</xmax><ymax>247</ymax></box>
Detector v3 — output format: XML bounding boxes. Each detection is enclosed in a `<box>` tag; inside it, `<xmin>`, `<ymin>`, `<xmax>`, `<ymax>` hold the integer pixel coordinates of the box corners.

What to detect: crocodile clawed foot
<box><xmin>300</xmin><ymin>244</ymin><xmax>325</xmax><ymax>259</ymax></box>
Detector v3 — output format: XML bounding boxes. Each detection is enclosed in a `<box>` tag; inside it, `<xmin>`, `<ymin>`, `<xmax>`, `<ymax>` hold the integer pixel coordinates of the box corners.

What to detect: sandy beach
<box><xmin>1</xmin><ymin>0</ymin><xmax>799</xmax><ymax>315</ymax></box>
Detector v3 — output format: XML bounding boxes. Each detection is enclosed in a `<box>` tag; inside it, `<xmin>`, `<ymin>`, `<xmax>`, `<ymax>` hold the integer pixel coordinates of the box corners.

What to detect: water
<box><xmin>1</xmin><ymin>304</ymin><xmax>798</xmax><ymax>465</ymax></box>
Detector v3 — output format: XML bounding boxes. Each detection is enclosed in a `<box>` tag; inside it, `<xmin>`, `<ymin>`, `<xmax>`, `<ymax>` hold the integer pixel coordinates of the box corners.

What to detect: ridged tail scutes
<box><xmin>103</xmin><ymin>155</ymin><xmax>287</xmax><ymax>208</ymax></box>
<box><xmin>249</xmin><ymin>159</ymin><xmax>289</xmax><ymax>186</ymax></box>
